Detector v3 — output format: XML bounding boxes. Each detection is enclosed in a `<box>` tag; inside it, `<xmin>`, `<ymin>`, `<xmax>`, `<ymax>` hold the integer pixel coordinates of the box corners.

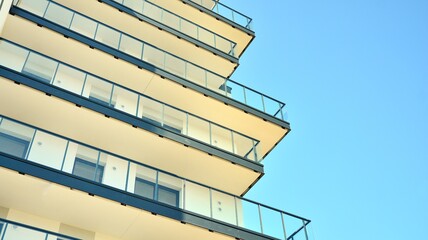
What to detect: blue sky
<box><xmin>222</xmin><ymin>0</ymin><xmax>428</xmax><ymax>239</ymax></box>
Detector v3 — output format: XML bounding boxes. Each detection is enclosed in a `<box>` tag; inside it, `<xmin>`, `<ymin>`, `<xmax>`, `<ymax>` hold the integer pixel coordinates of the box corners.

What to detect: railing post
<box><xmin>154</xmin><ymin>171</ymin><xmax>159</xmax><ymax>201</ymax></box>
<box><xmin>0</xmin><ymin>222</ymin><xmax>7</xmax><ymax>240</ymax></box>
<box><xmin>258</xmin><ymin>204</ymin><xmax>263</xmax><ymax>234</ymax></box>
<box><xmin>125</xmin><ymin>161</ymin><xmax>131</xmax><ymax>192</ymax></box>
<box><xmin>94</xmin><ymin>151</ymin><xmax>101</xmax><ymax>182</ymax></box>
<box><xmin>25</xmin><ymin>129</ymin><xmax>37</xmax><ymax>160</ymax></box>
<box><xmin>281</xmin><ymin>213</ymin><xmax>287</xmax><ymax>240</ymax></box>
<box><xmin>60</xmin><ymin>140</ymin><xmax>70</xmax><ymax>171</ymax></box>
<box><xmin>80</xmin><ymin>74</ymin><xmax>88</xmax><ymax>96</ymax></box>
<box><xmin>303</xmin><ymin>220</ymin><xmax>309</xmax><ymax>240</ymax></box>
<box><xmin>209</xmin><ymin>188</ymin><xmax>213</xmax><ymax>217</ymax></box>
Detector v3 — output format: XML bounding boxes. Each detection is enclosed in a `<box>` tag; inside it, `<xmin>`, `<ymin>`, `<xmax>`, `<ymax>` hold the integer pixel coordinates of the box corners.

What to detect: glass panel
<box><xmin>260</xmin><ymin>206</ymin><xmax>284</xmax><ymax>239</ymax></box>
<box><xmin>52</xmin><ymin>64</ymin><xmax>86</xmax><ymax>95</ymax></box>
<box><xmin>2</xmin><ymin>224</ymin><xmax>45</xmax><ymax>240</ymax></box>
<box><xmin>211</xmin><ymin>124</ymin><xmax>233</xmax><ymax>153</ymax></box>
<box><xmin>163</xmin><ymin>106</ymin><xmax>186</xmax><ymax>134</ymax></box>
<box><xmin>264</xmin><ymin>97</ymin><xmax>281</xmax><ymax>117</ymax></box>
<box><xmin>111</xmin><ymin>86</ymin><xmax>138</xmax><ymax>115</ymax></box>
<box><xmin>186</xmin><ymin>63</ymin><xmax>206</xmax><ymax>87</ymax></box>
<box><xmin>198</xmin><ymin>28</ymin><xmax>214</xmax><ymax>47</ymax></box>
<box><xmin>22</xmin><ymin>52</ymin><xmax>58</xmax><ymax>84</ymax></box>
<box><xmin>180</xmin><ymin>20</ymin><xmax>197</xmax><ymax>39</ymax></box>
<box><xmin>71</xmin><ymin>144</ymin><xmax>100</xmax><ymax>181</ymax></box>
<box><xmin>158</xmin><ymin>172</ymin><xmax>183</xmax><ymax>208</ymax></box>
<box><xmin>95</xmin><ymin>25</ymin><xmax>121</xmax><ymax>49</ymax></box>
<box><xmin>70</xmin><ymin>14</ymin><xmax>97</xmax><ymax>39</ymax></box>
<box><xmin>82</xmin><ymin>75</ymin><xmax>113</xmax><ymax>105</ymax></box>
<box><xmin>142</xmin><ymin>2</ymin><xmax>161</xmax><ymax>21</ymax></box>
<box><xmin>27</xmin><ymin>131</ymin><xmax>67</xmax><ymax>170</ymax></box>
<box><xmin>245</xmin><ymin>89</ymin><xmax>264</xmax><ymax>112</ymax></box>
<box><xmin>139</xmin><ymin>97</ymin><xmax>163</xmax><ymax>126</ymax></box>
<box><xmin>283</xmin><ymin>213</ymin><xmax>306</xmax><ymax>240</ymax></box>
<box><xmin>0</xmin><ymin>119</ymin><xmax>35</xmax><ymax>159</ymax></box>
<box><xmin>187</xmin><ymin>115</ymin><xmax>210</xmax><ymax>144</ymax></box>
<box><xmin>225</xmin><ymin>81</ymin><xmax>245</xmax><ymax>103</ymax></box>
<box><xmin>237</xmin><ymin>199</ymin><xmax>262</xmax><ymax>233</ymax></box>
<box><xmin>142</xmin><ymin>45</ymin><xmax>165</xmax><ymax>68</ymax></box>
<box><xmin>119</xmin><ymin>35</ymin><xmax>143</xmax><ymax>59</ymax></box>
<box><xmin>215</xmin><ymin>37</ymin><xmax>232</xmax><ymax>55</ymax></box>
<box><xmin>162</xmin><ymin>11</ymin><xmax>180</xmax><ymax>30</ymax></box>
<box><xmin>97</xmin><ymin>153</ymin><xmax>128</xmax><ymax>190</ymax></box>
<box><xmin>211</xmin><ymin>190</ymin><xmax>237</xmax><ymax>225</ymax></box>
<box><xmin>129</xmin><ymin>163</ymin><xmax>157</xmax><ymax>200</ymax></box>
<box><xmin>0</xmin><ymin>41</ymin><xmax>29</xmax><ymax>72</ymax></box>
<box><xmin>18</xmin><ymin>0</ymin><xmax>49</xmax><ymax>16</ymax></box>
<box><xmin>123</xmin><ymin>0</ymin><xmax>143</xmax><ymax>12</ymax></box>
<box><xmin>232</xmin><ymin>132</ymin><xmax>255</xmax><ymax>160</ymax></box>
<box><xmin>184</xmin><ymin>181</ymin><xmax>210</xmax><ymax>217</ymax></box>
<box><xmin>206</xmin><ymin>71</ymin><xmax>226</xmax><ymax>95</ymax></box>
<box><xmin>165</xmin><ymin>54</ymin><xmax>185</xmax><ymax>78</ymax></box>
<box><xmin>44</xmin><ymin>3</ymin><xmax>73</xmax><ymax>28</ymax></box>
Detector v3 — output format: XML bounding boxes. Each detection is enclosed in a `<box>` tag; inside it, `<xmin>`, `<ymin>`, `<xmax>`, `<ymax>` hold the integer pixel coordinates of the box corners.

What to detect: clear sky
<box><xmin>222</xmin><ymin>0</ymin><xmax>428</xmax><ymax>239</ymax></box>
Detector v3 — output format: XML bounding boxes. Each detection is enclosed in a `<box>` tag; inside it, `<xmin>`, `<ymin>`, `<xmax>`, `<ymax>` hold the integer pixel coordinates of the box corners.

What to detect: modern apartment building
<box><xmin>0</xmin><ymin>0</ymin><xmax>310</xmax><ymax>239</ymax></box>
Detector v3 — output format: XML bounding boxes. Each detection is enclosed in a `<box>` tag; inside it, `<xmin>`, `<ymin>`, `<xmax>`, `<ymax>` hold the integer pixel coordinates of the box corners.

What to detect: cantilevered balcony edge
<box><xmin>99</xmin><ymin>0</ymin><xmax>239</xmax><ymax>64</ymax></box>
<box><xmin>181</xmin><ymin>0</ymin><xmax>255</xmax><ymax>36</ymax></box>
<box><xmin>0</xmin><ymin>66</ymin><xmax>264</xmax><ymax>173</ymax></box>
<box><xmin>0</xmin><ymin>218</ymin><xmax>80</xmax><ymax>240</ymax></box>
<box><xmin>9</xmin><ymin>7</ymin><xmax>290</xmax><ymax>130</ymax></box>
<box><xmin>0</xmin><ymin>153</ymin><xmax>283</xmax><ymax>240</ymax></box>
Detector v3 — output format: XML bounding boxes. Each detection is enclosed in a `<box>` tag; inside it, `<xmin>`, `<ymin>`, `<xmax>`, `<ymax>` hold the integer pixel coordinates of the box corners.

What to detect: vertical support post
<box><xmin>125</xmin><ymin>161</ymin><xmax>131</xmax><ymax>192</ymax></box>
<box><xmin>258</xmin><ymin>204</ymin><xmax>263</xmax><ymax>234</ymax></box>
<box><xmin>0</xmin><ymin>222</ymin><xmax>8</xmax><ymax>240</ymax></box>
<box><xmin>281</xmin><ymin>213</ymin><xmax>287</xmax><ymax>240</ymax></box>
<box><xmin>154</xmin><ymin>171</ymin><xmax>159</xmax><ymax>201</ymax></box>
<box><xmin>80</xmin><ymin>74</ymin><xmax>88</xmax><ymax>96</ymax></box>
<box><xmin>303</xmin><ymin>220</ymin><xmax>309</xmax><ymax>240</ymax></box>
<box><xmin>94</xmin><ymin>151</ymin><xmax>101</xmax><ymax>182</ymax></box>
<box><xmin>234</xmin><ymin>196</ymin><xmax>239</xmax><ymax>226</ymax></box>
<box><xmin>25</xmin><ymin>129</ymin><xmax>37</xmax><ymax>160</ymax></box>
<box><xmin>209</xmin><ymin>188</ymin><xmax>213</xmax><ymax>218</ymax></box>
<box><xmin>60</xmin><ymin>140</ymin><xmax>70</xmax><ymax>171</ymax></box>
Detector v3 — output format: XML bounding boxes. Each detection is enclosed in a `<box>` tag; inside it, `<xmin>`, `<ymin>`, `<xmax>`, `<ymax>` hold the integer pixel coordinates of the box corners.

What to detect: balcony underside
<box><xmin>0</xmin><ymin>77</ymin><xmax>263</xmax><ymax>196</ymax></box>
<box><xmin>0</xmin><ymin>166</ymin><xmax>272</xmax><ymax>240</ymax></box>
<box><xmin>150</xmin><ymin>0</ymin><xmax>254</xmax><ymax>58</ymax></box>
<box><xmin>1</xmin><ymin>13</ymin><xmax>289</xmax><ymax>162</ymax></box>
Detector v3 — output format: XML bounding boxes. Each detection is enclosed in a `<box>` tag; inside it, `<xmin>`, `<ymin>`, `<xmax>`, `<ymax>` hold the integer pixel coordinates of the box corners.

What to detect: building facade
<box><xmin>0</xmin><ymin>0</ymin><xmax>310</xmax><ymax>239</ymax></box>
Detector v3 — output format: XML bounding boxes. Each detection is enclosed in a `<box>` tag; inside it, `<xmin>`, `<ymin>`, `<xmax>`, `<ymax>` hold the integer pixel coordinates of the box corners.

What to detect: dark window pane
<box><xmin>158</xmin><ymin>186</ymin><xmax>179</xmax><ymax>207</ymax></box>
<box><xmin>134</xmin><ymin>178</ymin><xmax>155</xmax><ymax>200</ymax></box>
<box><xmin>0</xmin><ymin>132</ymin><xmax>29</xmax><ymax>158</ymax></box>
<box><xmin>72</xmin><ymin>158</ymin><xmax>103</xmax><ymax>182</ymax></box>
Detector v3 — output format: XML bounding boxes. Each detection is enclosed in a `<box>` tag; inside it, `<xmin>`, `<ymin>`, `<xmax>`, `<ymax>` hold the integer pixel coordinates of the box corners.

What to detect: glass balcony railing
<box><xmin>110</xmin><ymin>0</ymin><xmax>236</xmax><ymax>56</ymax></box>
<box><xmin>0</xmin><ymin>115</ymin><xmax>310</xmax><ymax>240</ymax></box>
<box><xmin>12</xmin><ymin>0</ymin><xmax>287</xmax><ymax>121</ymax></box>
<box><xmin>187</xmin><ymin>0</ymin><xmax>253</xmax><ymax>30</ymax></box>
<box><xmin>0</xmin><ymin>39</ymin><xmax>262</xmax><ymax>162</ymax></box>
<box><xmin>0</xmin><ymin>218</ymin><xmax>78</xmax><ymax>240</ymax></box>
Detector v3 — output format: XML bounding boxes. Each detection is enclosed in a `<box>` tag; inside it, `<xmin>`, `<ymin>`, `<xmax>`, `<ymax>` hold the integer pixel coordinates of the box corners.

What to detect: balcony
<box><xmin>0</xmin><ymin>115</ymin><xmax>311</xmax><ymax>240</ymax></box>
<box><xmin>151</xmin><ymin>0</ymin><xmax>254</xmax><ymax>58</ymax></box>
<box><xmin>11</xmin><ymin>0</ymin><xmax>285</xmax><ymax>123</ymax></box>
<box><xmin>0</xmin><ymin>218</ymin><xmax>78</xmax><ymax>240</ymax></box>
<box><xmin>3</xmin><ymin>2</ymin><xmax>289</xmax><ymax>162</ymax></box>
<box><xmin>185</xmin><ymin>0</ymin><xmax>253</xmax><ymax>31</ymax></box>
<box><xmin>104</xmin><ymin>0</ymin><xmax>237</xmax><ymax>59</ymax></box>
<box><xmin>0</xmin><ymin>39</ymin><xmax>261</xmax><ymax>163</ymax></box>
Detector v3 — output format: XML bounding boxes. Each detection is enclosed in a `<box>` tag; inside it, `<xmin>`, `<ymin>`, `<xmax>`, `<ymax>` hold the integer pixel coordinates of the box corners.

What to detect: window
<box><xmin>134</xmin><ymin>178</ymin><xmax>179</xmax><ymax>207</ymax></box>
<box><xmin>0</xmin><ymin>222</ymin><xmax>4</xmax><ymax>236</ymax></box>
<box><xmin>0</xmin><ymin>132</ymin><xmax>30</xmax><ymax>158</ymax></box>
<box><xmin>72</xmin><ymin>158</ymin><xmax>104</xmax><ymax>182</ymax></box>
